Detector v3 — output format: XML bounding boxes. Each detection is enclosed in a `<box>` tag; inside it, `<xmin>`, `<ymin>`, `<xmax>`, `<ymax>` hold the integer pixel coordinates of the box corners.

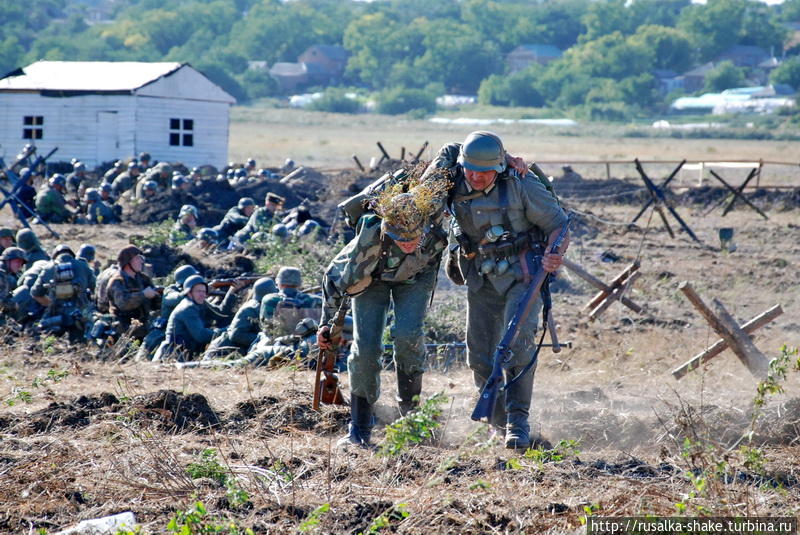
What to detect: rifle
<box><xmin>207</xmin><ymin>276</ymin><xmax>261</xmax><ymax>295</ymax></box>
<box><xmin>0</xmin><ymin>169</ymin><xmax>61</xmax><ymax>239</ymax></box>
<box><xmin>312</xmin><ymin>297</ymin><xmax>348</xmax><ymax>410</ymax></box>
<box><xmin>471</xmin><ymin>217</ymin><xmax>571</xmax><ymax>423</ymax></box>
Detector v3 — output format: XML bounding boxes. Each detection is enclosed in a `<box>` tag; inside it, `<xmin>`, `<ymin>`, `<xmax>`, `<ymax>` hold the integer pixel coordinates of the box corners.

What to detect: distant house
<box><xmin>506</xmin><ymin>44</ymin><xmax>563</xmax><ymax>72</ymax></box>
<box><xmin>652</xmin><ymin>69</ymin><xmax>683</xmax><ymax>94</ymax></box>
<box><xmin>0</xmin><ymin>61</ymin><xmax>236</xmax><ymax>167</ymax></box>
<box><xmin>715</xmin><ymin>45</ymin><xmax>770</xmax><ymax>68</ymax></box>
<box><xmin>679</xmin><ymin>62</ymin><xmax>716</xmax><ymax>93</ymax></box>
<box><xmin>754</xmin><ymin>57</ymin><xmax>781</xmax><ymax>85</ymax></box>
<box><xmin>298</xmin><ymin>45</ymin><xmax>348</xmax><ymax>83</ymax></box>
<box><xmin>269</xmin><ymin>62</ymin><xmax>309</xmax><ymax>92</ymax></box>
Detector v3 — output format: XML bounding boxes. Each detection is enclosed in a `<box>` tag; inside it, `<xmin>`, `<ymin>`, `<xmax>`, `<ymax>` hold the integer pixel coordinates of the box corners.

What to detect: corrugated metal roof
<box><xmin>0</xmin><ymin>61</ymin><xmax>184</xmax><ymax>92</ymax></box>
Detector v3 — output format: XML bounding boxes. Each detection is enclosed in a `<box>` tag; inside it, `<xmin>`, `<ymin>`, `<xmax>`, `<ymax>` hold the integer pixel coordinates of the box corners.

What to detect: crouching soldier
<box><xmin>319</xmin><ymin>185</ymin><xmax>449</xmax><ymax>448</ymax></box>
<box><xmin>31</xmin><ymin>244</ymin><xmax>94</xmax><ymax>342</ymax></box>
<box><xmin>169</xmin><ymin>205</ymin><xmax>198</xmax><ymax>246</ymax></box>
<box><xmin>244</xmin><ymin>318</ymin><xmax>332</xmax><ymax>368</ymax></box>
<box><xmin>16</xmin><ymin>229</ymin><xmax>49</xmax><ymax>264</ymax></box>
<box><xmin>137</xmin><ymin>264</ymin><xmax>197</xmax><ymax>361</ymax></box>
<box><xmin>260</xmin><ymin>267</ymin><xmax>321</xmax><ymax>335</ymax></box>
<box><xmin>202</xmin><ymin>277</ymin><xmax>276</xmax><ymax>360</ymax></box>
<box><xmin>213</xmin><ymin>197</ymin><xmax>255</xmax><ymax>245</ymax></box>
<box><xmin>153</xmin><ymin>275</ymin><xmax>222</xmax><ymax>362</ymax></box>
<box><xmin>0</xmin><ymin>247</ymin><xmax>27</xmax><ymax>326</ymax></box>
<box><xmin>107</xmin><ymin>246</ymin><xmax>161</xmax><ymax>341</ymax></box>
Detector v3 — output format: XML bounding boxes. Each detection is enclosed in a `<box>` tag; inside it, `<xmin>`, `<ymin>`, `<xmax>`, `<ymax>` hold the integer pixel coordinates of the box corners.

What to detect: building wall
<box><xmin>0</xmin><ymin>92</ymin><xmax>136</xmax><ymax>168</ymax></box>
<box><xmin>134</xmin><ymin>96</ymin><xmax>230</xmax><ymax>168</ymax></box>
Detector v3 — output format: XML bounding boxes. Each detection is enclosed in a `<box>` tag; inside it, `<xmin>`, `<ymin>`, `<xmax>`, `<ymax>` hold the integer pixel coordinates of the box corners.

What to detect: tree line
<box><xmin>2</xmin><ymin>0</ymin><xmax>800</xmax><ymax>118</ymax></box>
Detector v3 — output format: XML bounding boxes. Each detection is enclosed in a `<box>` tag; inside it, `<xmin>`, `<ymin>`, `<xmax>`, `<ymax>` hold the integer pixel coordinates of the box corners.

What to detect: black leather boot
<box><xmin>337</xmin><ymin>394</ymin><xmax>373</xmax><ymax>448</ymax></box>
<box><xmin>396</xmin><ymin>370</ymin><xmax>423</xmax><ymax>416</ymax></box>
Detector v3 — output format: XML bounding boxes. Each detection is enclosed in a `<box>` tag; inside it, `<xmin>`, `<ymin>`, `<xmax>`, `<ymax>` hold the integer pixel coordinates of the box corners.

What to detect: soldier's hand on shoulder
<box><xmin>506</xmin><ymin>154</ymin><xmax>528</xmax><ymax>176</ymax></box>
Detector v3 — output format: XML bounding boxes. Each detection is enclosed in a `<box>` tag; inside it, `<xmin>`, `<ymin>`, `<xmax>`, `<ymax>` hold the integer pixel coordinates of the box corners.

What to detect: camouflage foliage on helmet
<box><xmin>370</xmin><ymin>162</ymin><xmax>451</xmax><ymax>241</ymax></box>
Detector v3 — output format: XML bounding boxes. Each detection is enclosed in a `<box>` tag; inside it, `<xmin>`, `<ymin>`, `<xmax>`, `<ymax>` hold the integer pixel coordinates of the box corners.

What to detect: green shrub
<box><xmin>308</xmin><ymin>88</ymin><xmax>361</xmax><ymax>113</ymax></box>
<box><xmin>376</xmin><ymin>87</ymin><xmax>437</xmax><ymax>115</ymax></box>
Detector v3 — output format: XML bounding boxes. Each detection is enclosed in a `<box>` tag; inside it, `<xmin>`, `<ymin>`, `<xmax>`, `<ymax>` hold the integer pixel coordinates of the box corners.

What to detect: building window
<box><xmin>23</xmin><ymin>116</ymin><xmax>44</xmax><ymax>139</ymax></box>
<box><xmin>169</xmin><ymin>118</ymin><xmax>194</xmax><ymax>147</ymax></box>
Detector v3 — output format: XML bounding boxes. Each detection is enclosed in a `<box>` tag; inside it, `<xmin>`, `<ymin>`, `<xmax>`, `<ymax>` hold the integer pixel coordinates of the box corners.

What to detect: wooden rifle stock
<box><xmin>312</xmin><ymin>297</ymin><xmax>349</xmax><ymax>410</ymax></box>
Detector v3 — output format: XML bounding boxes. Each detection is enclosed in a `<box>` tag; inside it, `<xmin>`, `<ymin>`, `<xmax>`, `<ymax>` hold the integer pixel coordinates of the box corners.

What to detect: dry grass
<box><xmin>1</xmin><ymin>121</ymin><xmax>800</xmax><ymax>532</ymax></box>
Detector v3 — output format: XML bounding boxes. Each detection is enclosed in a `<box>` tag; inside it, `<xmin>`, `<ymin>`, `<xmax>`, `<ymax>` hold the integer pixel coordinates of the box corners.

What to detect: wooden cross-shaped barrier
<box><xmin>672</xmin><ymin>281</ymin><xmax>780</xmax><ymax>379</ymax></box>
<box><xmin>562</xmin><ymin>258</ymin><xmax>643</xmax><ymax>321</ymax></box>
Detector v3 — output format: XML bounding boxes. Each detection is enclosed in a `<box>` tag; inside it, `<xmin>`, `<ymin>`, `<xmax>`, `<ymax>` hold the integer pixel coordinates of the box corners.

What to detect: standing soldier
<box><xmin>30</xmin><ymin>244</ymin><xmax>94</xmax><ymax>342</ymax></box>
<box><xmin>16</xmin><ymin>229</ymin><xmax>49</xmax><ymax>264</ymax></box>
<box><xmin>318</xmin><ymin>178</ymin><xmax>450</xmax><ymax>448</ymax></box>
<box><xmin>213</xmin><ymin>197</ymin><xmax>256</xmax><ymax>245</ymax></box>
<box><xmin>425</xmin><ymin>131</ymin><xmax>569</xmax><ymax>449</ymax></box>
<box><xmin>230</xmin><ymin>192</ymin><xmax>284</xmax><ymax>247</ymax></box>
<box><xmin>107</xmin><ymin>246</ymin><xmax>161</xmax><ymax>340</ymax></box>
<box><xmin>36</xmin><ymin>174</ymin><xmax>73</xmax><ymax>223</ymax></box>
<box><xmin>170</xmin><ymin>205</ymin><xmax>199</xmax><ymax>246</ymax></box>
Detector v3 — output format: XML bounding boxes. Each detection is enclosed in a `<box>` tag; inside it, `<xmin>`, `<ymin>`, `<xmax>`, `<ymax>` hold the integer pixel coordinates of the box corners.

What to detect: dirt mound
<box><xmin>229</xmin><ymin>390</ymin><xmax>349</xmax><ymax>435</ymax></box>
<box><xmin>140</xmin><ymin>242</ymin><xmax>255</xmax><ymax>279</ymax></box>
<box><xmin>5</xmin><ymin>392</ymin><xmax>118</xmax><ymax>435</ymax></box>
<box><xmin>130</xmin><ymin>390</ymin><xmax>220</xmax><ymax>432</ymax></box>
<box><xmin>125</xmin><ymin>191</ymin><xmax>226</xmax><ymax>227</ymax></box>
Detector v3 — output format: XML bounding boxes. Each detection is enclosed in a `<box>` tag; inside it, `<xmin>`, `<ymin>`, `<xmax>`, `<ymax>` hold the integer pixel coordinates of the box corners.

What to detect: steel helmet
<box><xmin>49</xmin><ymin>174</ymin><xmax>66</xmax><ymax>187</ymax></box>
<box><xmin>1</xmin><ymin>247</ymin><xmax>26</xmax><ymax>263</ymax></box>
<box><xmin>238</xmin><ymin>197</ymin><xmax>256</xmax><ymax>210</ymax></box>
<box><xmin>182</xmin><ymin>274</ymin><xmax>207</xmax><ymax>294</ymax></box>
<box><xmin>84</xmin><ymin>188</ymin><xmax>100</xmax><ymax>202</ymax></box>
<box><xmin>198</xmin><ymin>227</ymin><xmax>218</xmax><ymax>242</ymax></box>
<box><xmin>143</xmin><ymin>180</ymin><xmax>158</xmax><ymax>192</ymax></box>
<box><xmin>174</xmin><ymin>265</ymin><xmax>198</xmax><ymax>286</ymax></box>
<box><xmin>178</xmin><ymin>204</ymin><xmax>199</xmax><ymax>219</ymax></box>
<box><xmin>458</xmin><ymin>131</ymin><xmax>507</xmax><ymax>173</ymax></box>
<box><xmin>78</xmin><ymin>243</ymin><xmax>96</xmax><ymax>262</ymax></box>
<box><xmin>253</xmin><ymin>277</ymin><xmax>277</xmax><ymax>301</ymax></box>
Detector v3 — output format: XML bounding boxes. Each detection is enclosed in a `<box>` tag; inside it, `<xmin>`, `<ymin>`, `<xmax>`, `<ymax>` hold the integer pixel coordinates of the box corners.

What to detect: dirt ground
<box><xmin>1</xmin><ymin>166</ymin><xmax>799</xmax><ymax>533</ymax></box>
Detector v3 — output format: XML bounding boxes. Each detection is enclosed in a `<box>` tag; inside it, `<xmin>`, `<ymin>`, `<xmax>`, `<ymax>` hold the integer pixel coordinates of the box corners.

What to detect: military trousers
<box><xmin>466</xmin><ymin>279</ymin><xmax>542</xmax><ymax>428</ymax></box>
<box><xmin>348</xmin><ymin>268</ymin><xmax>436</xmax><ymax>405</ymax></box>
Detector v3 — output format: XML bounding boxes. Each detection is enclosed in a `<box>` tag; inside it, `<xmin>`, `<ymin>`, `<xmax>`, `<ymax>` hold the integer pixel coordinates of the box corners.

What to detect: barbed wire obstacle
<box><xmin>672</xmin><ymin>281</ymin><xmax>781</xmax><ymax>380</ymax></box>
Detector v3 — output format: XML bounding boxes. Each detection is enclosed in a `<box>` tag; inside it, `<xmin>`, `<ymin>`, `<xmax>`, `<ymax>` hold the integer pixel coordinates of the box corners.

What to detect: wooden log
<box><xmin>414</xmin><ymin>141</ymin><xmax>429</xmax><ymax>162</ymax></box>
<box><xmin>400</xmin><ymin>147</ymin><xmax>406</xmax><ymax>161</ymax></box>
<box><xmin>678</xmin><ymin>282</ymin><xmax>770</xmax><ymax>378</ymax></box>
<box><xmin>352</xmin><ymin>154</ymin><xmax>365</xmax><ymax>172</ymax></box>
<box><xmin>562</xmin><ymin>258</ymin><xmax>642</xmax><ymax>314</ymax></box>
<box><xmin>709</xmin><ymin>169</ymin><xmax>769</xmax><ymax>220</ymax></box>
<box><xmin>583</xmin><ymin>261</ymin><xmax>641</xmax><ymax>312</ymax></box>
<box><xmin>278</xmin><ymin>166</ymin><xmax>305</xmax><ymax>184</ymax></box>
<box><xmin>376</xmin><ymin>141</ymin><xmax>392</xmax><ymax>161</ymax></box>
<box><xmin>712</xmin><ymin>298</ymin><xmax>770</xmax><ymax>378</ymax></box>
<box><xmin>547</xmin><ymin>310</ymin><xmax>561</xmax><ymax>353</ymax></box>
<box><xmin>589</xmin><ymin>271</ymin><xmax>641</xmax><ymax>321</ymax></box>
<box><xmin>672</xmin><ymin>304</ymin><xmax>783</xmax><ymax>379</ymax></box>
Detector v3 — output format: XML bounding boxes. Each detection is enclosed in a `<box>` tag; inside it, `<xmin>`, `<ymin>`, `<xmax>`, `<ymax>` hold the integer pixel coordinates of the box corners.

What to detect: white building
<box><xmin>0</xmin><ymin>61</ymin><xmax>236</xmax><ymax>168</ymax></box>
